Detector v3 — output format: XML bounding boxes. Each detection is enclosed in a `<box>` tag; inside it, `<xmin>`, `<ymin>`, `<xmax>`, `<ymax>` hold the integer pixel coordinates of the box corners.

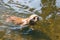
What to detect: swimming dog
<box><xmin>4</xmin><ymin>14</ymin><xmax>39</xmax><ymax>29</ymax></box>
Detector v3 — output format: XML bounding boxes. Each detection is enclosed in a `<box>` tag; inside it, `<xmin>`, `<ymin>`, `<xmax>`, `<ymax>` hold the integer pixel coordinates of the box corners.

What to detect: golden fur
<box><xmin>5</xmin><ymin>14</ymin><xmax>39</xmax><ymax>27</ymax></box>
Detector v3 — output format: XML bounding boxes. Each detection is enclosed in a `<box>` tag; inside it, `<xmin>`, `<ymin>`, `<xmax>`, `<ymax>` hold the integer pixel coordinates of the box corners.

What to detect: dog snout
<box><xmin>29</xmin><ymin>19</ymin><xmax>35</xmax><ymax>25</ymax></box>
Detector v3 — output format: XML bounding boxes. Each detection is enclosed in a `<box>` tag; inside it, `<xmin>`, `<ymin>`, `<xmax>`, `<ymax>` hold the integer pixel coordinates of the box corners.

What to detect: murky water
<box><xmin>0</xmin><ymin>0</ymin><xmax>60</xmax><ymax>40</ymax></box>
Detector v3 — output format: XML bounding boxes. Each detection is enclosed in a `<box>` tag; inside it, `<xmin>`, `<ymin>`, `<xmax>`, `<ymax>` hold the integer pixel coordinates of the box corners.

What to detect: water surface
<box><xmin>0</xmin><ymin>0</ymin><xmax>60</xmax><ymax>40</ymax></box>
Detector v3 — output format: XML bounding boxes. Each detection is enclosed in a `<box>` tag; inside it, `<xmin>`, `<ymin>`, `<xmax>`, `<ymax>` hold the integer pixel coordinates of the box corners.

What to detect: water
<box><xmin>0</xmin><ymin>0</ymin><xmax>60</xmax><ymax>40</ymax></box>
<box><xmin>1</xmin><ymin>0</ymin><xmax>42</xmax><ymax>14</ymax></box>
<box><xmin>56</xmin><ymin>0</ymin><xmax>60</xmax><ymax>8</ymax></box>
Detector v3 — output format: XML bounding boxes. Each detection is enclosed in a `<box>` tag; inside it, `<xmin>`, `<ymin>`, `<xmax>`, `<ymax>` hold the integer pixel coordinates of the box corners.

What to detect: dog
<box><xmin>4</xmin><ymin>14</ymin><xmax>39</xmax><ymax>29</ymax></box>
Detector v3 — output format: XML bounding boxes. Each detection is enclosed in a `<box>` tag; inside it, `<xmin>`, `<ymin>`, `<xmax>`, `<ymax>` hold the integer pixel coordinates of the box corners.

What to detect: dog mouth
<box><xmin>29</xmin><ymin>19</ymin><xmax>35</xmax><ymax>25</ymax></box>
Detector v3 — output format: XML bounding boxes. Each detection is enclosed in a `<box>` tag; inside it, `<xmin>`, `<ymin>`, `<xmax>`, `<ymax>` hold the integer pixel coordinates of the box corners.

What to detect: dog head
<box><xmin>29</xmin><ymin>14</ymin><xmax>39</xmax><ymax>25</ymax></box>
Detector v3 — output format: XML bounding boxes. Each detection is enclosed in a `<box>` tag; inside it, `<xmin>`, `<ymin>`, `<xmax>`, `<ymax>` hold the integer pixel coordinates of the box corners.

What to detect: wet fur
<box><xmin>5</xmin><ymin>14</ymin><xmax>39</xmax><ymax>28</ymax></box>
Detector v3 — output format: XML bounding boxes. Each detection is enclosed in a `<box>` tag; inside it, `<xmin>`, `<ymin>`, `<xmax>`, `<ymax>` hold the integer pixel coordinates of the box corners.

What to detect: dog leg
<box><xmin>30</xmin><ymin>26</ymin><xmax>34</xmax><ymax>30</ymax></box>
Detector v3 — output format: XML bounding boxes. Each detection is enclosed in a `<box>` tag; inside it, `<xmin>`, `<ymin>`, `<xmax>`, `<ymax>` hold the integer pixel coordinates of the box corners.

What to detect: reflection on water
<box><xmin>1</xmin><ymin>0</ymin><xmax>42</xmax><ymax>14</ymax></box>
<box><xmin>0</xmin><ymin>0</ymin><xmax>60</xmax><ymax>40</ymax></box>
<box><xmin>56</xmin><ymin>0</ymin><xmax>60</xmax><ymax>8</ymax></box>
<box><xmin>0</xmin><ymin>29</ymin><xmax>51</xmax><ymax>40</ymax></box>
